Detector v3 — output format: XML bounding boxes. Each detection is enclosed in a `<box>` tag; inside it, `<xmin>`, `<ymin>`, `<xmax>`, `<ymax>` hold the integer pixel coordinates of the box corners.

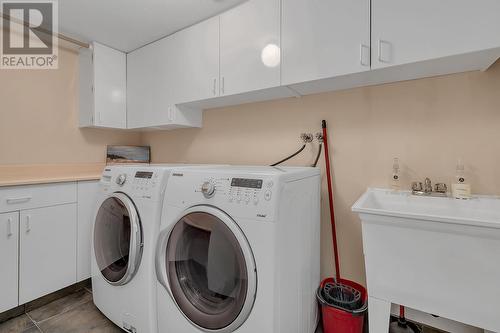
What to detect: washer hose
<box><xmin>312</xmin><ymin>143</ymin><xmax>323</xmax><ymax>167</ymax></box>
<box><xmin>270</xmin><ymin>144</ymin><xmax>306</xmax><ymax>167</ymax></box>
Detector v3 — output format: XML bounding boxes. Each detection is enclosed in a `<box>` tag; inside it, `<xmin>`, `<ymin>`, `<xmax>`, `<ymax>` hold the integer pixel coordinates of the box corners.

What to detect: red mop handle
<box><xmin>322</xmin><ymin>120</ymin><xmax>341</xmax><ymax>281</ymax></box>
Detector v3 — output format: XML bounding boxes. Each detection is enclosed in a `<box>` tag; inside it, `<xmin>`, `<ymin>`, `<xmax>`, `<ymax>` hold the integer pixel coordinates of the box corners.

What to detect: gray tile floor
<box><xmin>0</xmin><ymin>286</ymin><xmax>443</xmax><ymax>333</ymax></box>
<box><xmin>0</xmin><ymin>287</ymin><xmax>121</xmax><ymax>333</ymax></box>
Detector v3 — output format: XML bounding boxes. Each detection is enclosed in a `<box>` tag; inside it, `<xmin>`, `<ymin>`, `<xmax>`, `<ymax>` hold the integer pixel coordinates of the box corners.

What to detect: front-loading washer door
<box><xmin>94</xmin><ymin>192</ymin><xmax>143</xmax><ymax>286</ymax></box>
<box><xmin>161</xmin><ymin>206</ymin><xmax>257</xmax><ymax>333</ymax></box>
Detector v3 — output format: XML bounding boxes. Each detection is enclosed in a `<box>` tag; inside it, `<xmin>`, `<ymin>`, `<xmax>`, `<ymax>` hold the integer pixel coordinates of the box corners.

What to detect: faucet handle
<box><xmin>412</xmin><ymin>181</ymin><xmax>423</xmax><ymax>192</ymax></box>
<box><xmin>434</xmin><ymin>183</ymin><xmax>447</xmax><ymax>194</ymax></box>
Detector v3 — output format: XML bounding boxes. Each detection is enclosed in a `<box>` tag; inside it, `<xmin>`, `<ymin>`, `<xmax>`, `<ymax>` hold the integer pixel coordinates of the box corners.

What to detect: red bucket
<box><xmin>317</xmin><ymin>278</ymin><xmax>368</xmax><ymax>333</ymax></box>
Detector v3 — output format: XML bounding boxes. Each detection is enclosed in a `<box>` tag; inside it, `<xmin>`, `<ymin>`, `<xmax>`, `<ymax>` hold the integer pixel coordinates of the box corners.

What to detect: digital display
<box><xmin>135</xmin><ymin>171</ymin><xmax>153</xmax><ymax>179</ymax></box>
<box><xmin>231</xmin><ymin>178</ymin><xmax>263</xmax><ymax>189</ymax></box>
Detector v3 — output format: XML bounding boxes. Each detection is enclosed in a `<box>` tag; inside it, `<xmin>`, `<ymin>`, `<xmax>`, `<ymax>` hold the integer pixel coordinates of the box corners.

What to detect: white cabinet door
<box><xmin>220</xmin><ymin>0</ymin><xmax>281</xmax><ymax>96</ymax></box>
<box><xmin>19</xmin><ymin>204</ymin><xmax>77</xmax><ymax>304</ymax></box>
<box><xmin>93</xmin><ymin>42</ymin><xmax>127</xmax><ymax>128</ymax></box>
<box><xmin>372</xmin><ymin>0</ymin><xmax>500</xmax><ymax>69</ymax></box>
<box><xmin>282</xmin><ymin>0</ymin><xmax>370</xmax><ymax>85</ymax></box>
<box><xmin>79</xmin><ymin>42</ymin><xmax>127</xmax><ymax>128</ymax></box>
<box><xmin>127</xmin><ymin>38</ymin><xmax>173</xmax><ymax>129</ymax></box>
<box><xmin>77</xmin><ymin>181</ymin><xmax>100</xmax><ymax>282</ymax></box>
<box><xmin>0</xmin><ymin>212</ymin><xmax>19</xmax><ymax>313</ymax></box>
<box><xmin>127</xmin><ymin>35</ymin><xmax>203</xmax><ymax>129</ymax></box>
<box><xmin>171</xmin><ymin>16</ymin><xmax>220</xmax><ymax>104</ymax></box>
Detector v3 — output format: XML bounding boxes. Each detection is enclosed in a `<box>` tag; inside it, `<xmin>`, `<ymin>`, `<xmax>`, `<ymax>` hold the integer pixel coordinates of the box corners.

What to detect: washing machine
<box><xmin>92</xmin><ymin>164</ymin><xmax>189</xmax><ymax>333</ymax></box>
<box><xmin>155</xmin><ymin>166</ymin><xmax>321</xmax><ymax>333</ymax></box>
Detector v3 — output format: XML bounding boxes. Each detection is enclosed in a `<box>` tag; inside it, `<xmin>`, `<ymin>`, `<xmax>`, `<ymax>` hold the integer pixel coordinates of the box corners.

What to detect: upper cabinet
<box><xmin>219</xmin><ymin>0</ymin><xmax>281</xmax><ymax>96</ymax></box>
<box><xmin>372</xmin><ymin>0</ymin><xmax>500</xmax><ymax>69</ymax></box>
<box><xmin>81</xmin><ymin>0</ymin><xmax>500</xmax><ymax>130</ymax></box>
<box><xmin>127</xmin><ymin>32</ymin><xmax>203</xmax><ymax>130</ymax></box>
<box><xmin>79</xmin><ymin>42</ymin><xmax>127</xmax><ymax>129</ymax></box>
<box><xmin>170</xmin><ymin>16</ymin><xmax>220</xmax><ymax>104</ymax></box>
<box><xmin>282</xmin><ymin>0</ymin><xmax>371</xmax><ymax>85</ymax></box>
<box><xmin>127</xmin><ymin>37</ymin><xmax>173</xmax><ymax>129</ymax></box>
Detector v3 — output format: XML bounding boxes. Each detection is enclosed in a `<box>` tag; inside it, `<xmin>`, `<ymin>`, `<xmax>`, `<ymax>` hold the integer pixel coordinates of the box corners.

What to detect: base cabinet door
<box><xmin>0</xmin><ymin>212</ymin><xmax>19</xmax><ymax>313</ymax></box>
<box><xmin>77</xmin><ymin>181</ymin><xmax>100</xmax><ymax>282</ymax></box>
<box><xmin>19</xmin><ymin>204</ymin><xmax>77</xmax><ymax>304</ymax></box>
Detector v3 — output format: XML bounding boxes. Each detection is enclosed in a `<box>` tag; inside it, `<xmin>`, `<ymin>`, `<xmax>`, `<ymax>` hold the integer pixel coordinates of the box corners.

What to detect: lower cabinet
<box><xmin>77</xmin><ymin>180</ymin><xmax>100</xmax><ymax>282</ymax></box>
<box><xmin>0</xmin><ymin>180</ymin><xmax>98</xmax><ymax>312</ymax></box>
<box><xmin>0</xmin><ymin>212</ymin><xmax>19</xmax><ymax>313</ymax></box>
<box><xmin>19</xmin><ymin>204</ymin><xmax>77</xmax><ymax>304</ymax></box>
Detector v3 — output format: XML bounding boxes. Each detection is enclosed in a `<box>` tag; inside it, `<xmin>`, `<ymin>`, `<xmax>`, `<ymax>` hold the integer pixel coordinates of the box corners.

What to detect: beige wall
<box><xmin>0</xmin><ymin>43</ymin><xmax>141</xmax><ymax>165</ymax></box>
<box><xmin>2</xmin><ymin>34</ymin><xmax>499</xmax><ymax>286</ymax></box>
<box><xmin>143</xmin><ymin>60</ymin><xmax>500</xmax><ymax>285</ymax></box>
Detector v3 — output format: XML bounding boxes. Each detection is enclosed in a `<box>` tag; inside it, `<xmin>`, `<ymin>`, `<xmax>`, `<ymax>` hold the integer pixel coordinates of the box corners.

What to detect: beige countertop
<box><xmin>0</xmin><ymin>164</ymin><xmax>105</xmax><ymax>187</ymax></box>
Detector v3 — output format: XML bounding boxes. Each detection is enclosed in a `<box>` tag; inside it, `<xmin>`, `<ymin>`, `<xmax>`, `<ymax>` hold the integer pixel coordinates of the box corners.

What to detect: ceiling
<box><xmin>59</xmin><ymin>0</ymin><xmax>246</xmax><ymax>52</ymax></box>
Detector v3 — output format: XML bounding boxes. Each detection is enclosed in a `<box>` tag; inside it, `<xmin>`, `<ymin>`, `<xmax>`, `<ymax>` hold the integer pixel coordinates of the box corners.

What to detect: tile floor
<box><xmin>0</xmin><ymin>286</ymin><xmax>121</xmax><ymax>333</ymax></box>
<box><xmin>0</xmin><ymin>284</ymin><xmax>444</xmax><ymax>333</ymax></box>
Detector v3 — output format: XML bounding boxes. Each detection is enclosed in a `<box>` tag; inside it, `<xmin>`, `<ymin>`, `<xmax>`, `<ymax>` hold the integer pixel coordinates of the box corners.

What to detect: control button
<box><xmin>253</xmin><ymin>197</ymin><xmax>259</xmax><ymax>205</ymax></box>
<box><xmin>264</xmin><ymin>190</ymin><xmax>272</xmax><ymax>201</ymax></box>
<box><xmin>244</xmin><ymin>196</ymin><xmax>250</xmax><ymax>204</ymax></box>
<box><xmin>201</xmin><ymin>181</ymin><xmax>216</xmax><ymax>198</ymax></box>
<box><xmin>228</xmin><ymin>196</ymin><xmax>234</xmax><ymax>203</ymax></box>
<box><xmin>266</xmin><ymin>181</ymin><xmax>274</xmax><ymax>188</ymax></box>
<box><xmin>116</xmin><ymin>174</ymin><xmax>127</xmax><ymax>186</ymax></box>
<box><xmin>236</xmin><ymin>195</ymin><xmax>242</xmax><ymax>203</ymax></box>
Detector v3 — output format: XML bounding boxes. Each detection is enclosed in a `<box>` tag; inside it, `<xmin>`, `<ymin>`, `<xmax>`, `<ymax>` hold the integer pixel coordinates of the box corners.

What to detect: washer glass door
<box><xmin>165</xmin><ymin>207</ymin><xmax>256</xmax><ymax>332</ymax></box>
<box><xmin>94</xmin><ymin>193</ymin><xmax>142</xmax><ymax>285</ymax></box>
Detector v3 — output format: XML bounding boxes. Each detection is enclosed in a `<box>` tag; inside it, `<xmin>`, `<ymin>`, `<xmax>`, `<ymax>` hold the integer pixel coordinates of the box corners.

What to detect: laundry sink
<box><xmin>352</xmin><ymin>188</ymin><xmax>500</xmax><ymax>333</ymax></box>
<box><xmin>353</xmin><ymin>188</ymin><xmax>500</xmax><ymax>229</ymax></box>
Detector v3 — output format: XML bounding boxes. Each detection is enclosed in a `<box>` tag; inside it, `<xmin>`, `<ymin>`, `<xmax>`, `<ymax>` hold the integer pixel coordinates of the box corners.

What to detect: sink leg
<box><xmin>368</xmin><ymin>296</ymin><xmax>391</xmax><ymax>333</ymax></box>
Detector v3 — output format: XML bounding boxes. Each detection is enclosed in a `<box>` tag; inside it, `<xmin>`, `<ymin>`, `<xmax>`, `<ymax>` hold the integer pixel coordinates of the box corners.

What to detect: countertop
<box><xmin>0</xmin><ymin>164</ymin><xmax>105</xmax><ymax>187</ymax></box>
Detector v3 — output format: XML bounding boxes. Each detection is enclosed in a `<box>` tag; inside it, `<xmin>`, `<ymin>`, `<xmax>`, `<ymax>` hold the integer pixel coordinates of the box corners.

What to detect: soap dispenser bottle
<box><xmin>452</xmin><ymin>159</ymin><xmax>471</xmax><ymax>199</ymax></box>
<box><xmin>391</xmin><ymin>158</ymin><xmax>401</xmax><ymax>191</ymax></box>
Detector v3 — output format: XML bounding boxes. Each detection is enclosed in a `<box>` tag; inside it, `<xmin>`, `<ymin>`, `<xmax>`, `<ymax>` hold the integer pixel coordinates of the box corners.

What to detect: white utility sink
<box><xmin>352</xmin><ymin>189</ymin><xmax>500</xmax><ymax>333</ymax></box>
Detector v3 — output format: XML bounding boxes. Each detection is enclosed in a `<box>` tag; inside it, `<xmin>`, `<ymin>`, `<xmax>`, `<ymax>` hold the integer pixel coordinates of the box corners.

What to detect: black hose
<box><xmin>270</xmin><ymin>144</ymin><xmax>306</xmax><ymax>167</ymax></box>
<box><xmin>311</xmin><ymin>143</ymin><xmax>322</xmax><ymax>167</ymax></box>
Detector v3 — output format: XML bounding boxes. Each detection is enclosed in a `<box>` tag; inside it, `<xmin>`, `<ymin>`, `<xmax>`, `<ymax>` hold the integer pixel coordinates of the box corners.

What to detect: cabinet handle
<box><xmin>221</xmin><ymin>77</ymin><xmax>225</xmax><ymax>95</ymax></box>
<box><xmin>25</xmin><ymin>215</ymin><xmax>31</xmax><ymax>233</ymax></box>
<box><xmin>167</xmin><ymin>107</ymin><xmax>176</xmax><ymax>122</ymax></box>
<box><xmin>378</xmin><ymin>39</ymin><xmax>391</xmax><ymax>63</ymax></box>
<box><xmin>6</xmin><ymin>196</ymin><xmax>32</xmax><ymax>204</ymax></box>
<box><xmin>360</xmin><ymin>44</ymin><xmax>370</xmax><ymax>67</ymax></box>
<box><xmin>212</xmin><ymin>78</ymin><xmax>217</xmax><ymax>96</ymax></box>
<box><xmin>7</xmin><ymin>218</ymin><xmax>13</xmax><ymax>238</ymax></box>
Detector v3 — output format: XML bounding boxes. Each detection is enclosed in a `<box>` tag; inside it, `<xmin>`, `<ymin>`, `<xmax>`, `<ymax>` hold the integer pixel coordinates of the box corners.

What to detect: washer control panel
<box><xmin>101</xmin><ymin>167</ymin><xmax>165</xmax><ymax>200</ymax></box>
<box><xmin>131</xmin><ymin>171</ymin><xmax>159</xmax><ymax>197</ymax></box>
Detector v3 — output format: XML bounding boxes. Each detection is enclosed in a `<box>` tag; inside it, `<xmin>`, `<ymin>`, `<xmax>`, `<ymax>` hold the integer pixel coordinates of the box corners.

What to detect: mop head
<box><xmin>320</xmin><ymin>281</ymin><xmax>363</xmax><ymax>311</ymax></box>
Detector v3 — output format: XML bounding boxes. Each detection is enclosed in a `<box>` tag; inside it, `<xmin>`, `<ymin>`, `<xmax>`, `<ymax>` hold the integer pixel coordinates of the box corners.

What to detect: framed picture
<box><xmin>106</xmin><ymin>146</ymin><xmax>151</xmax><ymax>164</ymax></box>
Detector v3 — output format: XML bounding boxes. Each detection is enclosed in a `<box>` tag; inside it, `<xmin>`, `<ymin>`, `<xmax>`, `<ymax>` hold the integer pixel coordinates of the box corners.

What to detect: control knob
<box><xmin>201</xmin><ymin>181</ymin><xmax>216</xmax><ymax>198</ymax></box>
<box><xmin>116</xmin><ymin>174</ymin><xmax>127</xmax><ymax>186</ymax></box>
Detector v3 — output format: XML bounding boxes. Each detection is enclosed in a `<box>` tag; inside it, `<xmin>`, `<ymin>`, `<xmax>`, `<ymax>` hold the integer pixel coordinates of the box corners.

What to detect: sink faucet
<box><xmin>412</xmin><ymin>178</ymin><xmax>447</xmax><ymax>197</ymax></box>
<box><xmin>424</xmin><ymin>177</ymin><xmax>433</xmax><ymax>194</ymax></box>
